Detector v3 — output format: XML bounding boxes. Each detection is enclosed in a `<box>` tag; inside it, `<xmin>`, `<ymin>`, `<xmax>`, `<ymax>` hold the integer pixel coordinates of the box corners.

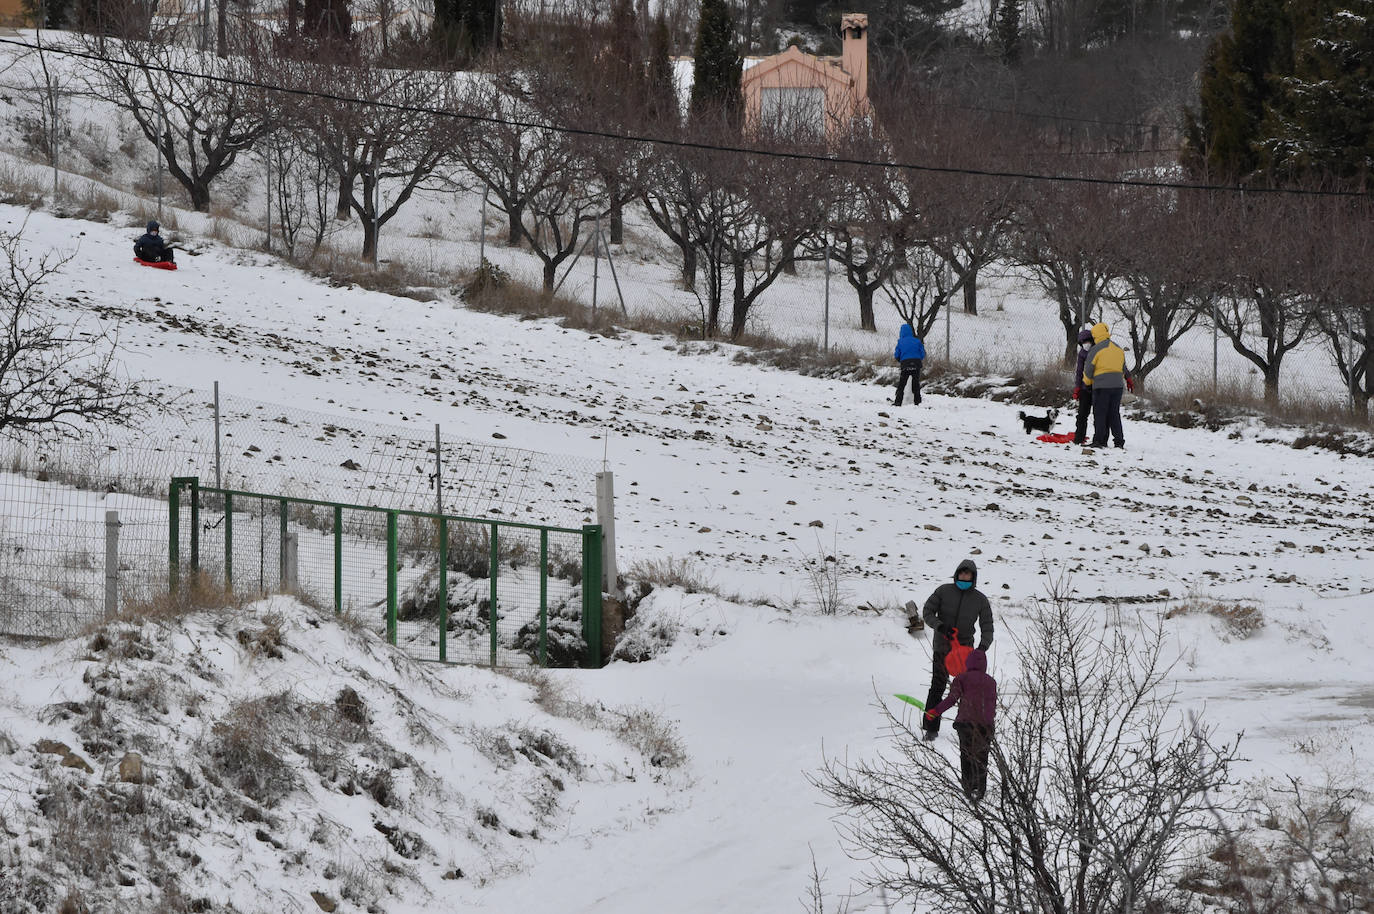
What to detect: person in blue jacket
<box><xmin>133</xmin><ymin>220</ymin><xmax>174</xmax><ymax>264</ymax></box>
<box><xmin>893</xmin><ymin>323</ymin><xmax>926</xmax><ymax>406</ymax></box>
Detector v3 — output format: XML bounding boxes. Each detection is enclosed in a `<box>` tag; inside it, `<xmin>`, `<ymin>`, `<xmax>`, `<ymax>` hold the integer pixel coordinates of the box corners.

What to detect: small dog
<box><xmin>1019</xmin><ymin>408</ymin><xmax>1059</xmax><ymax>434</ymax></box>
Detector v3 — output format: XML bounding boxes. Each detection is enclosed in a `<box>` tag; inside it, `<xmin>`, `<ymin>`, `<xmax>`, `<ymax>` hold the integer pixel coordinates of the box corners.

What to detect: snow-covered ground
<box><xmin>0</xmin><ymin>201</ymin><xmax>1370</xmax><ymax>911</ymax></box>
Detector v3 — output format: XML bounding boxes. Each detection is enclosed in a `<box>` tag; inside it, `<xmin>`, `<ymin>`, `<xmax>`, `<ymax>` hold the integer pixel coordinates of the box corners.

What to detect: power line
<box><xmin>5</xmin><ymin>34</ymin><xmax>1371</xmax><ymax>200</ymax></box>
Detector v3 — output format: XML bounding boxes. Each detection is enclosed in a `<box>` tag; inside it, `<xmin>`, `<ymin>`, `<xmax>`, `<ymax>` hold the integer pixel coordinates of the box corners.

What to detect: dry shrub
<box><xmin>303</xmin><ymin>244</ymin><xmax>454</xmax><ymax>301</ymax></box>
<box><xmin>503</xmin><ymin>668</ymin><xmax>596</xmax><ymax>722</ymax></box>
<box><xmin>625</xmin><ymin>556</ymin><xmax>714</xmax><ymax>594</ymax></box>
<box><xmin>205</xmin><ymin>693</ymin><xmax>303</xmax><ymax>807</ymax></box>
<box><xmin>98</xmin><ymin>573</ymin><xmax>244</xmax><ymax>630</ymax></box>
<box><xmin>1164</xmin><ymin>598</ymin><xmax>1264</xmax><ymax>639</ymax></box>
<box><xmin>611</xmin><ymin>706</ymin><xmax>686</xmax><ymax>769</ymax></box>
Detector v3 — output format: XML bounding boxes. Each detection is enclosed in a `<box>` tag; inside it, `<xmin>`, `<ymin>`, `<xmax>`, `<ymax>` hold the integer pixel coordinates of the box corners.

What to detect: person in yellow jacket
<box><xmin>1082</xmin><ymin>322</ymin><xmax>1134</xmax><ymax>449</ymax></box>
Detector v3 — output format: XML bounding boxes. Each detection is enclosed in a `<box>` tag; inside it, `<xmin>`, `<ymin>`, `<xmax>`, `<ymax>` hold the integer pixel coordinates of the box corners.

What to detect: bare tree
<box><xmin>1013</xmin><ymin>184</ymin><xmax>1127</xmax><ymax>366</ymax></box>
<box><xmin>1316</xmin><ymin>200</ymin><xmax>1374</xmax><ymax>420</ymax></box>
<box><xmin>0</xmin><ymin>232</ymin><xmax>154</xmax><ymax>437</ymax></box>
<box><xmin>817</xmin><ymin>595</ymin><xmax>1238</xmax><ymax>914</ymax></box>
<box><xmin>1100</xmin><ymin>190</ymin><xmax>1217</xmax><ymax>391</ymax></box>
<box><xmin>285</xmin><ymin>56</ymin><xmax>460</xmax><ymax>262</ymax></box>
<box><xmin>78</xmin><ymin>22</ymin><xmax>268</xmax><ymax>213</ymax></box>
<box><xmin>1210</xmin><ymin>195</ymin><xmax>1320</xmax><ymax>407</ymax></box>
<box><xmin>881</xmin><ymin>245</ymin><xmax>954</xmax><ymax>342</ymax></box>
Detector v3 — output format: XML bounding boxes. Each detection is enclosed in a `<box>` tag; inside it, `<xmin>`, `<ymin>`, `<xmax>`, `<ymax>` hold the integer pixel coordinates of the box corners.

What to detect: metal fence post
<box><xmin>581</xmin><ymin>524</ymin><xmax>603</xmax><ymax>668</ymax></box>
<box><xmin>277</xmin><ymin>500</ymin><xmax>288</xmax><ymax>585</ymax></box>
<box><xmin>104</xmin><ymin>510</ymin><xmax>120</xmax><ymax>617</ymax></box>
<box><xmin>595</xmin><ymin>471</ymin><xmax>618</xmax><ymax>595</ymax></box>
<box><xmin>488</xmin><ymin>523</ymin><xmax>499</xmax><ymax>668</ymax></box>
<box><xmin>539</xmin><ymin>529</ymin><xmax>548</xmax><ymax>668</ymax></box>
<box><xmin>438</xmin><ymin>516</ymin><xmax>448</xmax><ymax>663</ymax></box>
<box><xmin>213</xmin><ymin>381</ymin><xmax>222</xmax><ymax>491</ymax></box>
<box><xmin>224</xmin><ymin>491</ymin><xmax>233</xmax><ymax>592</ymax></box>
<box><xmin>823</xmin><ymin>238</ymin><xmax>830</xmax><ymax>353</ymax></box>
<box><xmin>386</xmin><ymin>511</ymin><xmax>398</xmax><ymax>644</ymax></box>
<box><xmin>168</xmin><ymin>480</ymin><xmax>180</xmax><ymax>593</ymax></box>
<box><xmin>333</xmin><ymin>505</ymin><xmax>343</xmax><ymax>614</ymax></box>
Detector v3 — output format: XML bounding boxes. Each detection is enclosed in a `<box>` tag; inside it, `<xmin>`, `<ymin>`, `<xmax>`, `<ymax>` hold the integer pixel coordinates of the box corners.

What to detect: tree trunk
<box><xmin>336</xmin><ymin>172</ymin><xmax>352</xmax><ymax>220</ymax></box>
<box><xmin>731</xmin><ymin>257</ymin><xmax>748</xmax><ymax>340</ymax></box>
<box><xmin>858</xmin><ymin>285</ymin><xmax>876</xmax><ymax>332</ymax></box>
<box><xmin>507</xmin><ymin>204</ymin><xmax>522</xmax><ymax>246</ymax></box>
<box><xmin>963</xmin><ymin>267</ymin><xmax>979</xmax><ymax>315</ymax></box>
<box><xmin>679</xmin><ymin>237</ymin><xmax>696</xmax><ymax>292</ymax></box>
<box><xmin>781</xmin><ymin>239</ymin><xmax>797</xmax><ymax>276</ymax></box>
<box><xmin>361</xmin><ymin>219</ymin><xmax>378</xmax><ymax>261</ymax></box>
<box><xmin>190</xmin><ymin>180</ymin><xmax>211</xmax><ymax>213</ymax></box>
<box><xmin>1263</xmin><ymin>365</ymin><xmax>1281</xmax><ymax>406</ymax></box>
<box><xmin>216</xmin><ymin>0</ymin><xmax>229</xmax><ymax>57</ymax></box>
<box><xmin>610</xmin><ymin>194</ymin><xmax>623</xmax><ymax>245</ymax></box>
<box><xmin>542</xmin><ymin>259</ymin><xmax>556</xmax><ymax>292</ymax></box>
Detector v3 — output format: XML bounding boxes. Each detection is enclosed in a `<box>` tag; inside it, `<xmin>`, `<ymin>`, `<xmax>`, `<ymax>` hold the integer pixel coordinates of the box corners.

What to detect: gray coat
<box><xmin>922</xmin><ymin>559</ymin><xmax>994</xmax><ymax>652</ymax></box>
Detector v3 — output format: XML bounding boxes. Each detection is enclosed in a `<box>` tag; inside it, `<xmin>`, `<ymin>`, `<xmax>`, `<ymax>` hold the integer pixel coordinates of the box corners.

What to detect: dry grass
<box><xmin>1164</xmin><ymin>597</ymin><xmax>1264</xmax><ymax>639</ymax></box>
<box><xmin>624</xmin><ymin>556</ymin><xmax>715</xmax><ymax>595</ymax></box>
<box><xmin>94</xmin><ymin>573</ymin><xmax>245</xmax><ymax>630</ymax></box>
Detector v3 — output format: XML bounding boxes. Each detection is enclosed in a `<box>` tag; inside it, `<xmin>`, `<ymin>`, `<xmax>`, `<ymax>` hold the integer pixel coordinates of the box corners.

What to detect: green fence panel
<box><xmin>174</xmin><ymin>480</ymin><xmax>603</xmax><ymax>668</ymax></box>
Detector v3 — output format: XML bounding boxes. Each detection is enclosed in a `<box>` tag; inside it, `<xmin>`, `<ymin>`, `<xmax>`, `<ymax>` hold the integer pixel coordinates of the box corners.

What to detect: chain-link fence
<box><xmin>170</xmin><ymin>477</ymin><xmax>603</xmax><ymax>667</ymax></box>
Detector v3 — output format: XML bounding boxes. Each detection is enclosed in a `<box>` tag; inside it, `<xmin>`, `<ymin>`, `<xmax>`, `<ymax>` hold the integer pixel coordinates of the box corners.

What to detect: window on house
<box><xmin>759</xmin><ymin>87</ymin><xmax>825</xmax><ymax>136</ymax></box>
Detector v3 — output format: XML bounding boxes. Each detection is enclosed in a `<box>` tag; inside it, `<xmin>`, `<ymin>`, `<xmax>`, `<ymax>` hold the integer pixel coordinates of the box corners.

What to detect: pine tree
<box><xmin>690</xmin><ymin>0</ymin><xmax>742</xmax><ymax>125</ymax></box>
<box><xmin>995</xmin><ymin>0</ymin><xmax>1022</xmax><ymax>64</ymax></box>
<box><xmin>1182</xmin><ymin>0</ymin><xmax>1293</xmax><ymax>181</ymax></box>
<box><xmin>433</xmin><ymin>0</ymin><xmax>502</xmax><ymax>61</ymax></box>
<box><xmin>302</xmin><ymin>0</ymin><xmax>352</xmax><ymax>42</ymax></box>
<box><xmin>646</xmin><ymin>13</ymin><xmax>679</xmax><ymax>126</ymax></box>
<box><xmin>1260</xmin><ymin>0</ymin><xmax>1374</xmax><ymax>185</ymax></box>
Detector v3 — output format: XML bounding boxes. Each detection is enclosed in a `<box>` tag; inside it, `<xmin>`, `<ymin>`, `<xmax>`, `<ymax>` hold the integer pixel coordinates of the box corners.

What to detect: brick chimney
<box><xmin>841</xmin><ymin>13</ymin><xmax>868</xmax><ymax>106</ymax></box>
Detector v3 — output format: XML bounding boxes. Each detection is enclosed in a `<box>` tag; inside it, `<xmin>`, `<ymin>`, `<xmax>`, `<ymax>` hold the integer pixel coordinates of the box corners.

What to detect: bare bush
<box><xmin>625</xmin><ymin>556</ymin><xmax>714</xmax><ymax>594</ymax></box>
<box><xmin>797</xmin><ymin>534</ymin><xmax>848</xmax><ymax>616</ymax></box>
<box><xmin>816</xmin><ymin>597</ymin><xmax>1238</xmax><ymax>913</ymax></box>
<box><xmin>1164</xmin><ymin>596</ymin><xmax>1265</xmax><ymax>640</ymax></box>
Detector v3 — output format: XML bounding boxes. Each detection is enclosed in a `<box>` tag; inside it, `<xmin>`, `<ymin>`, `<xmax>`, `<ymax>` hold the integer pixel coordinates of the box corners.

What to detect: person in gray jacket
<box><xmin>920</xmin><ymin>558</ymin><xmax>994</xmax><ymax>740</ymax></box>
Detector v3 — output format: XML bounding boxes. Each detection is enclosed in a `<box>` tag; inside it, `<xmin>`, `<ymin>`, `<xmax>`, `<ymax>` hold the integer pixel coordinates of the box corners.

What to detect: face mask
<box><xmin>956</xmin><ymin>580</ymin><xmax>973</xmax><ymax>591</ymax></box>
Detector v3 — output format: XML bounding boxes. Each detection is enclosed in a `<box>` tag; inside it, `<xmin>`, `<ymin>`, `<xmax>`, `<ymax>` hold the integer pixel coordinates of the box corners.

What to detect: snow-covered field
<box><xmin>0</xmin><ymin>200</ymin><xmax>1370</xmax><ymax>911</ymax></box>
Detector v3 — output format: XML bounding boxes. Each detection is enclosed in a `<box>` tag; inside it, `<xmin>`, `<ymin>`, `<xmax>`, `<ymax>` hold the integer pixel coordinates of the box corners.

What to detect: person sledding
<box><xmin>924</xmin><ymin>648</ymin><xmax>997</xmax><ymax>803</ymax></box>
<box><xmin>920</xmin><ymin>558</ymin><xmax>994</xmax><ymax>742</ymax></box>
<box><xmin>133</xmin><ymin>220</ymin><xmax>175</xmax><ymax>265</ymax></box>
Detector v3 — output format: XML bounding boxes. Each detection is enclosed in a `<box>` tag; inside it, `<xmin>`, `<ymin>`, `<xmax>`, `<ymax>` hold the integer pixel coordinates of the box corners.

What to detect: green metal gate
<box><xmin>169</xmin><ymin>477</ymin><xmax>603</xmax><ymax>668</ymax></box>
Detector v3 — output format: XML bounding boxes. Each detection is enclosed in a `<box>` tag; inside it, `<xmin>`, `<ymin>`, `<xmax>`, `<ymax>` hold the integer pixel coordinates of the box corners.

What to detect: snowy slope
<box><xmin>0</xmin><ymin>203</ymin><xmax>1371</xmax><ymax>912</ymax></box>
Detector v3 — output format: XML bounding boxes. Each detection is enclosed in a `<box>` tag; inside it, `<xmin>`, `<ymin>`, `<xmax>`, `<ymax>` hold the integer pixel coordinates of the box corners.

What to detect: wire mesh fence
<box><xmin>172</xmin><ymin>478</ymin><xmax>602</xmax><ymax>667</ymax></box>
<box><xmin>0</xmin><ymin>389</ymin><xmax>601</xmax><ymax>645</ymax></box>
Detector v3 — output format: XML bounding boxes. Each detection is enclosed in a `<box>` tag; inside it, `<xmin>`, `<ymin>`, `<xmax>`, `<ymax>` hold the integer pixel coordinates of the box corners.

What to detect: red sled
<box><xmin>1036</xmin><ymin>432</ymin><xmax>1077</xmax><ymax>444</ymax></box>
<box><xmin>134</xmin><ymin>257</ymin><xmax>177</xmax><ymax>270</ymax></box>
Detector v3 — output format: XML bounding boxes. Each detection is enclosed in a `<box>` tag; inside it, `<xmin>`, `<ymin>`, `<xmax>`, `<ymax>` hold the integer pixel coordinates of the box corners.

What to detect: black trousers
<box><xmin>136</xmin><ymin>245</ymin><xmax>174</xmax><ymax>263</ymax></box>
<box><xmin>954</xmin><ymin>722</ymin><xmax>994</xmax><ymax>800</ymax></box>
<box><xmin>1091</xmin><ymin>386</ymin><xmax>1124</xmax><ymax>446</ymax></box>
<box><xmin>1073</xmin><ymin>390</ymin><xmax>1093</xmax><ymax>443</ymax></box>
<box><xmin>895</xmin><ymin>359</ymin><xmax>923</xmax><ymax>405</ymax></box>
<box><xmin>923</xmin><ymin>650</ymin><xmax>949</xmax><ymax>733</ymax></box>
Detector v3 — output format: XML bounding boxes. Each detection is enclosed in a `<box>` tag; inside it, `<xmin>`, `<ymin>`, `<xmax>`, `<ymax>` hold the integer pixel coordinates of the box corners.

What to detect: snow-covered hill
<box><xmin>0</xmin><ymin>202</ymin><xmax>1370</xmax><ymax>912</ymax></box>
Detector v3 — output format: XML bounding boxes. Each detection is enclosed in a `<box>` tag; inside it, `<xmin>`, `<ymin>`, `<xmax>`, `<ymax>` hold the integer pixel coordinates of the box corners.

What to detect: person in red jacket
<box><xmin>924</xmin><ymin>648</ymin><xmax>997</xmax><ymax>803</ymax></box>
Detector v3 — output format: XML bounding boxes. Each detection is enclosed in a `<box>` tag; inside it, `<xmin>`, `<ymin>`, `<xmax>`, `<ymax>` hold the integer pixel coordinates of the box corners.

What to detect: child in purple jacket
<box><xmin>924</xmin><ymin>648</ymin><xmax>997</xmax><ymax>802</ymax></box>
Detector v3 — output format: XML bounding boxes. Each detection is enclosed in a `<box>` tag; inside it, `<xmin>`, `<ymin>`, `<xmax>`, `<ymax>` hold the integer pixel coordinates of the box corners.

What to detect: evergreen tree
<box><xmin>23</xmin><ymin>0</ymin><xmax>73</xmax><ymax>29</ymax></box>
<box><xmin>995</xmin><ymin>0</ymin><xmax>1022</xmax><ymax>64</ymax></box>
<box><xmin>1260</xmin><ymin>0</ymin><xmax>1374</xmax><ymax>185</ymax></box>
<box><xmin>690</xmin><ymin>0</ymin><xmax>742</xmax><ymax>124</ymax></box>
<box><xmin>433</xmin><ymin>0</ymin><xmax>502</xmax><ymax>62</ymax></box>
<box><xmin>1182</xmin><ymin>0</ymin><xmax>1293</xmax><ymax>180</ymax></box>
<box><xmin>646</xmin><ymin>13</ymin><xmax>679</xmax><ymax>126</ymax></box>
<box><xmin>302</xmin><ymin>0</ymin><xmax>352</xmax><ymax>42</ymax></box>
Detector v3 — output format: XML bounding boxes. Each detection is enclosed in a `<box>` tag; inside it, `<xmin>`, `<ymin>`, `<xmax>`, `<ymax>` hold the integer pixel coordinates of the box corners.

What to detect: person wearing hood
<box><xmin>925</xmin><ymin>648</ymin><xmax>997</xmax><ymax>803</ymax></box>
<box><xmin>134</xmin><ymin>220</ymin><xmax>174</xmax><ymax>264</ymax></box>
<box><xmin>1082</xmin><ymin>321</ymin><xmax>1133</xmax><ymax>449</ymax></box>
<box><xmin>893</xmin><ymin>323</ymin><xmax>926</xmax><ymax>406</ymax></box>
<box><xmin>920</xmin><ymin>558</ymin><xmax>994</xmax><ymax>741</ymax></box>
<box><xmin>1071</xmin><ymin>327</ymin><xmax>1095</xmax><ymax>445</ymax></box>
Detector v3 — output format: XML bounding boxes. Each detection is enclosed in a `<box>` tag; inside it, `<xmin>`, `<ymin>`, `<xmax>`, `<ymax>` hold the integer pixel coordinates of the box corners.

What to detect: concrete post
<box><xmin>595</xmin><ymin>471</ymin><xmax>618</xmax><ymax>595</ymax></box>
<box><xmin>283</xmin><ymin>530</ymin><xmax>299</xmax><ymax>593</ymax></box>
<box><xmin>104</xmin><ymin>510</ymin><xmax>120</xmax><ymax>617</ymax></box>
